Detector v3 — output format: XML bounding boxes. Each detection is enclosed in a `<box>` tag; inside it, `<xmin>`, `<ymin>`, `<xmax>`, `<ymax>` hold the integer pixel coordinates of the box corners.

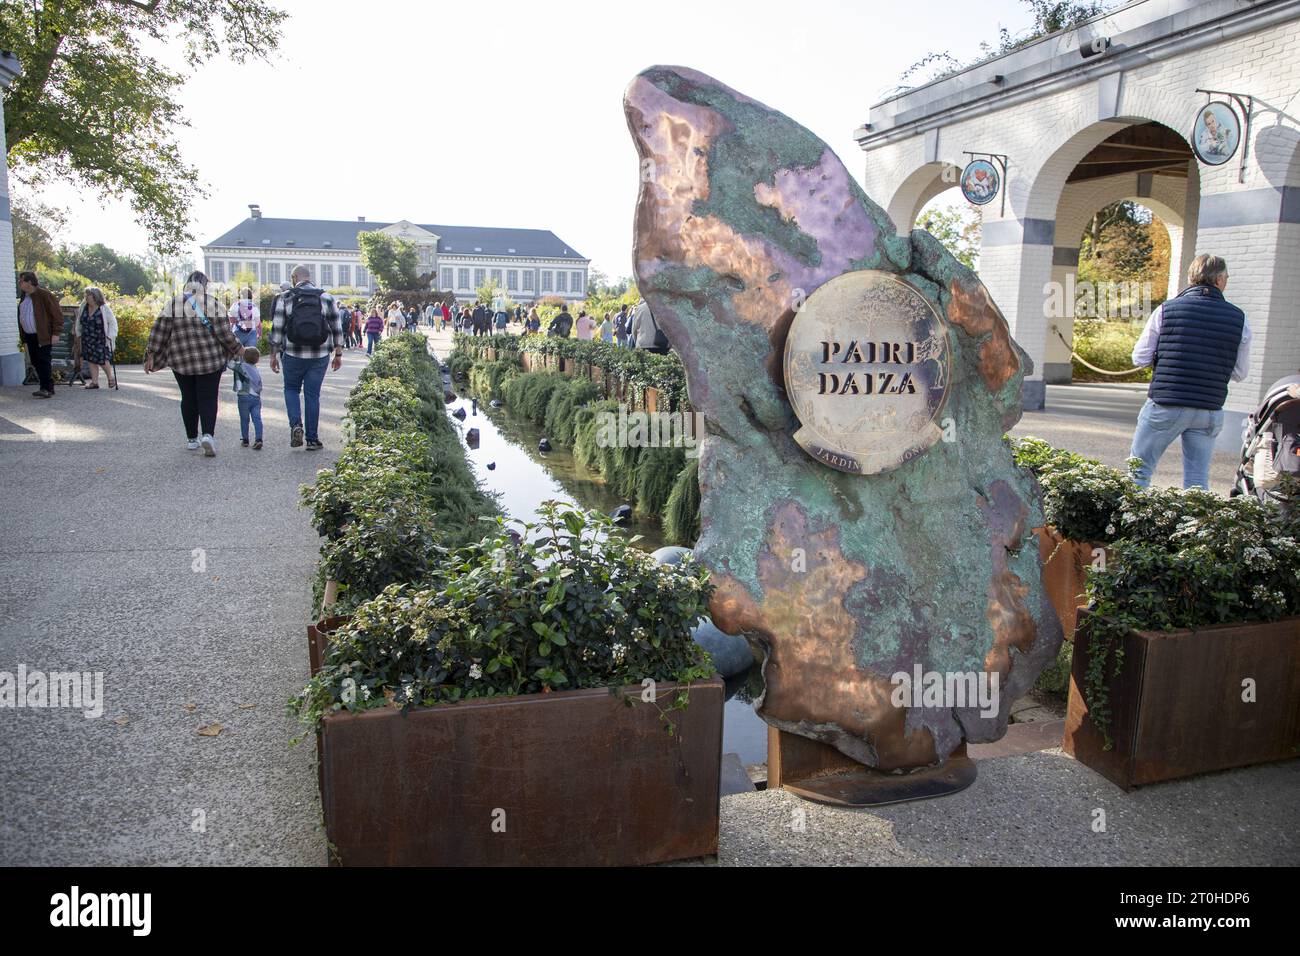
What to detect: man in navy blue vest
<box><xmin>1129</xmin><ymin>254</ymin><xmax>1251</xmax><ymax>489</ymax></box>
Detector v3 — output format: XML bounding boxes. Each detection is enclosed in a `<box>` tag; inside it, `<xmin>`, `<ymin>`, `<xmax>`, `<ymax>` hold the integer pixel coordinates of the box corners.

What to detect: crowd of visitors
<box><xmin>446</xmin><ymin>297</ymin><xmax>668</xmax><ymax>354</ymax></box>
<box><xmin>139</xmin><ymin>266</ymin><xmax>343</xmax><ymax>457</ymax></box>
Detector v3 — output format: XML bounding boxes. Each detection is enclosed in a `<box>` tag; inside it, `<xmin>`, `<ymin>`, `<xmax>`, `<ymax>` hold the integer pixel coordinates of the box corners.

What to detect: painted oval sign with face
<box><xmin>783</xmin><ymin>270</ymin><xmax>951</xmax><ymax>475</ymax></box>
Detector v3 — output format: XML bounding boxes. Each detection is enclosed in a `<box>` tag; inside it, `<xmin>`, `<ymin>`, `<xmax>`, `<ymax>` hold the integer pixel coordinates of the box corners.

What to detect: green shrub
<box><xmin>1010</xmin><ymin>436</ymin><xmax>1134</xmax><ymax>543</ymax></box>
<box><xmin>1081</xmin><ymin>488</ymin><xmax>1300</xmax><ymax>747</ymax></box>
<box><xmin>319</xmin><ymin>499</ymin><xmax>447</xmax><ymax>613</ymax></box>
<box><xmin>469</xmin><ymin>358</ymin><xmax>519</xmax><ymax>400</ymax></box>
<box><xmin>503</xmin><ymin>370</ymin><xmax>567</xmax><ymax>424</ymax></box>
<box><xmin>1071</xmin><ymin>318</ymin><xmax>1151</xmax><ymax>383</ymax></box>
<box><xmin>664</xmin><ymin>458</ymin><xmax>701</xmax><ymax>545</ymax></box>
<box><xmin>448</xmin><ymin>352</ymin><xmax>473</xmax><ymax>382</ymax></box>
<box><xmin>635</xmin><ymin>446</ymin><xmax>687</xmax><ymax>517</ymax></box>
<box><xmin>290</xmin><ymin>502</ymin><xmax>716</xmax><ymax>733</ymax></box>
<box><xmin>544</xmin><ymin>377</ymin><xmax>599</xmax><ymax>447</ymax></box>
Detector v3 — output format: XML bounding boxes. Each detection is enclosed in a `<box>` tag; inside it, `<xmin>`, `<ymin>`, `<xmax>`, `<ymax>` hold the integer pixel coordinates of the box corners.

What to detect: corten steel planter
<box><xmin>307</xmin><ymin>615</ymin><xmax>351</xmax><ymax>676</ymax></box>
<box><xmin>1035</xmin><ymin>527</ymin><xmax>1109</xmax><ymax>641</ymax></box>
<box><xmin>1063</xmin><ymin>610</ymin><xmax>1300</xmax><ymax>790</ymax></box>
<box><xmin>645</xmin><ymin>387</ymin><xmax>660</xmax><ymax>415</ymax></box>
<box><xmin>318</xmin><ymin>679</ymin><xmax>725</xmax><ymax>866</ymax></box>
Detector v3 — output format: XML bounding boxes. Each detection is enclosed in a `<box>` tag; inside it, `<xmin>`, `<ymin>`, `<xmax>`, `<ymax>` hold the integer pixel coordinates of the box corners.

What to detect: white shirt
<box><xmin>19</xmin><ymin>295</ymin><xmax>36</xmax><ymax>334</ymax></box>
<box><xmin>1131</xmin><ymin>298</ymin><xmax>1251</xmax><ymax>383</ymax></box>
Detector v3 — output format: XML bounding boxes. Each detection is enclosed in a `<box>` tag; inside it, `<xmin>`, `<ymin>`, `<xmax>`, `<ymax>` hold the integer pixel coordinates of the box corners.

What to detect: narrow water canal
<box><xmin>441</xmin><ymin>365</ymin><xmax>768</xmax><ymax>768</ymax></box>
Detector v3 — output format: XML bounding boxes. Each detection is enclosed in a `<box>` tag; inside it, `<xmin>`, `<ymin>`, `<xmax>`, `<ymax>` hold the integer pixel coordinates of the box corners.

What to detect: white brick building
<box><xmin>202</xmin><ymin>208</ymin><xmax>590</xmax><ymax>304</ymax></box>
<box><xmin>857</xmin><ymin>0</ymin><xmax>1300</xmax><ymax>445</ymax></box>
<box><xmin>0</xmin><ymin>52</ymin><xmax>23</xmax><ymax>387</ymax></box>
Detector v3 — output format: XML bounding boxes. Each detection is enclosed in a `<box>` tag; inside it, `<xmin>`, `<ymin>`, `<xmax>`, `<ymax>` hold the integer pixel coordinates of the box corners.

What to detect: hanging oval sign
<box><xmin>1191</xmin><ymin>100</ymin><xmax>1241</xmax><ymax>166</ymax></box>
<box><xmin>783</xmin><ymin>270</ymin><xmax>951</xmax><ymax>475</ymax></box>
<box><xmin>960</xmin><ymin>158</ymin><xmax>1000</xmax><ymax>206</ymax></box>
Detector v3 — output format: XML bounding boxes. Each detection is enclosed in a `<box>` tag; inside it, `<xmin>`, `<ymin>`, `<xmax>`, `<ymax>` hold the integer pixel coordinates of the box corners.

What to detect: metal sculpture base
<box><xmin>767</xmin><ymin>727</ymin><xmax>977</xmax><ymax>807</ymax></box>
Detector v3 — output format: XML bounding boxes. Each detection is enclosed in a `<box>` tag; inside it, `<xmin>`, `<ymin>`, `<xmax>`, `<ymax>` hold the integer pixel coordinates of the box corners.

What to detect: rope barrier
<box><xmin>1051</xmin><ymin>325</ymin><xmax>1147</xmax><ymax>377</ymax></box>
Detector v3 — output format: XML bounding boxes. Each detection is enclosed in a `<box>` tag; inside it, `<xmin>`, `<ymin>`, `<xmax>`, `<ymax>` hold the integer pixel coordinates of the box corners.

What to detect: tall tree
<box><xmin>0</xmin><ymin>1</ymin><xmax>287</xmax><ymax>256</ymax></box>
<box><xmin>10</xmin><ymin>195</ymin><xmax>62</xmax><ymax>268</ymax></box>
<box><xmin>58</xmin><ymin>241</ymin><xmax>152</xmax><ymax>293</ymax></box>
<box><xmin>357</xmin><ymin>232</ymin><xmax>421</xmax><ymax>290</ymax></box>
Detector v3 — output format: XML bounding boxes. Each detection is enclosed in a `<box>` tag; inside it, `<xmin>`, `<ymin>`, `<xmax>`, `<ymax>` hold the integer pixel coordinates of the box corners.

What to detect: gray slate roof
<box><xmin>204</xmin><ymin>217</ymin><xmax>587</xmax><ymax>261</ymax></box>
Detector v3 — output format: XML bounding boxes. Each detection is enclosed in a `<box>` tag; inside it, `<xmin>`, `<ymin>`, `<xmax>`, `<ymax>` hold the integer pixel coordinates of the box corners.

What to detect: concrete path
<box><xmin>717</xmin><ymin>751</ymin><xmax>1299</xmax><ymax>866</ymax></box>
<box><xmin>1011</xmin><ymin>382</ymin><xmax>1242</xmax><ymax>493</ymax></box>
<box><xmin>0</xmin><ymin>351</ymin><xmax>366</xmax><ymax>865</ymax></box>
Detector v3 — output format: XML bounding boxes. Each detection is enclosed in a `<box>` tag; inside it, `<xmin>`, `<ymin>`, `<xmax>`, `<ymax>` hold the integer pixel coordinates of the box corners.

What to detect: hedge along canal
<box><xmin>437</xmin><ymin>341</ymin><xmax>769</xmax><ymax>767</ymax></box>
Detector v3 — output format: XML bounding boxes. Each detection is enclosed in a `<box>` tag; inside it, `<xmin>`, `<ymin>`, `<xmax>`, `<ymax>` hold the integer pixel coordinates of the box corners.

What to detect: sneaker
<box><xmin>253</xmin><ymin>440</ymin><xmax>263</xmax><ymax>450</ymax></box>
<box><xmin>241</xmin><ymin>438</ymin><xmax>249</xmax><ymax>447</ymax></box>
<box><xmin>305</xmin><ymin>439</ymin><xmax>324</xmax><ymax>451</ymax></box>
<box><xmin>200</xmin><ymin>434</ymin><xmax>216</xmax><ymax>457</ymax></box>
<box><xmin>186</xmin><ymin>438</ymin><xmax>201</xmax><ymax>451</ymax></box>
<box><xmin>32</xmin><ymin>390</ymin><xmax>51</xmax><ymax>398</ymax></box>
<box><xmin>290</xmin><ymin>425</ymin><xmax>304</xmax><ymax>448</ymax></box>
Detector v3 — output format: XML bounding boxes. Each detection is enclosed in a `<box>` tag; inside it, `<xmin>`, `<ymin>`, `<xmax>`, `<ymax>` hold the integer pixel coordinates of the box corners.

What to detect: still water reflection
<box><xmin>445</xmin><ymin>382</ymin><xmax>768</xmax><ymax>767</ymax></box>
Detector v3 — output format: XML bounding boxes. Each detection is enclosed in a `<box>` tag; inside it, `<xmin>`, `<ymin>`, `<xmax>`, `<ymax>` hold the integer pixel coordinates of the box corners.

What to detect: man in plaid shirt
<box><xmin>269</xmin><ymin>265</ymin><xmax>344</xmax><ymax>450</ymax></box>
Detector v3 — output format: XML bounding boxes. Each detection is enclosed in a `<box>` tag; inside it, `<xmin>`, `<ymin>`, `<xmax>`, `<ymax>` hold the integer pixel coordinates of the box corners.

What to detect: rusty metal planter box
<box><xmin>1063</xmin><ymin>610</ymin><xmax>1300</xmax><ymax>790</ymax></box>
<box><xmin>1035</xmin><ymin>527</ymin><xmax>1109</xmax><ymax>641</ymax></box>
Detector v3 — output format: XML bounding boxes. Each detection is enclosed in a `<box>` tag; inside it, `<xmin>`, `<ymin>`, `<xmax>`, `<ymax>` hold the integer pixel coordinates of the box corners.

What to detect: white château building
<box><xmin>202</xmin><ymin>206</ymin><xmax>590</xmax><ymax>302</ymax></box>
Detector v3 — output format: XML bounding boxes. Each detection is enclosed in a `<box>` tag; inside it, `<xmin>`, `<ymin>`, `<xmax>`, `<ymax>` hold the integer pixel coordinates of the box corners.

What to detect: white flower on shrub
<box><xmin>612</xmin><ymin>643</ymin><xmax>628</xmax><ymax>665</ymax></box>
<box><xmin>469</xmin><ymin>663</ymin><xmax>483</xmax><ymax>680</ymax></box>
<box><xmin>361</xmin><ymin>686</ymin><xmax>371</xmax><ymax>701</ymax></box>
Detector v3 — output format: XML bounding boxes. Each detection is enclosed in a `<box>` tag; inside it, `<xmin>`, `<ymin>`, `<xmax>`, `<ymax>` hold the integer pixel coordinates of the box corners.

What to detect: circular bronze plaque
<box><xmin>783</xmin><ymin>271</ymin><xmax>951</xmax><ymax>475</ymax></box>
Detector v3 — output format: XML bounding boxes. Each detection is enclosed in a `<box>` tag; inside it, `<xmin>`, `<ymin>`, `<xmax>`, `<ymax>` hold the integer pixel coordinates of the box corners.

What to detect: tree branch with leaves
<box><xmin>0</xmin><ymin>0</ymin><xmax>287</xmax><ymax>255</ymax></box>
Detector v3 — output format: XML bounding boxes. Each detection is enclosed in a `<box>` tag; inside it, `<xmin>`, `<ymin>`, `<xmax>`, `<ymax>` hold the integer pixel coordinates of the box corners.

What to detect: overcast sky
<box><xmin>34</xmin><ymin>0</ymin><xmax>1037</xmax><ymax>279</ymax></box>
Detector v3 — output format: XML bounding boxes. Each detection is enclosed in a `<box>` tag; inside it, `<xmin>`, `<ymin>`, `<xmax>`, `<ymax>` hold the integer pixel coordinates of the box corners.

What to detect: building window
<box><xmin>458</xmin><ymin>268</ymin><xmax>470</xmax><ymax>290</ymax></box>
<box><xmin>320</xmin><ymin>263</ymin><xmax>334</xmax><ymax>287</ymax></box>
<box><xmin>541</xmin><ymin>270</ymin><xmax>552</xmax><ymax>292</ymax></box>
<box><xmin>507</xmin><ymin>270</ymin><xmax>518</xmax><ymax>290</ymax></box>
<box><xmin>572</xmin><ymin>271</ymin><xmax>584</xmax><ymax>295</ymax></box>
<box><xmin>266</xmin><ymin>262</ymin><xmax>281</xmax><ymax>284</ymax></box>
<box><xmin>474</xmin><ymin>268</ymin><xmax>486</xmax><ymax>287</ymax></box>
<box><xmin>490</xmin><ymin>268</ymin><xmax>502</xmax><ymax>285</ymax></box>
<box><xmin>556</xmin><ymin>271</ymin><xmax>567</xmax><ymax>293</ymax></box>
<box><xmin>339</xmin><ymin>264</ymin><xmax>351</xmax><ymax>287</ymax></box>
<box><xmin>355</xmin><ymin>266</ymin><xmax>369</xmax><ymax>289</ymax></box>
<box><xmin>210</xmin><ymin>261</ymin><xmax>225</xmax><ymax>282</ymax></box>
<box><xmin>247</xmin><ymin>263</ymin><xmax>259</xmax><ymax>282</ymax></box>
<box><xmin>522</xmin><ymin>270</ymin><xmax>534</xmax><ymax>291</ymax></box>
<box><xmin>441</xmin><ymin>267</ymin><xmax>453</xmax><ymax>290</ymax></box>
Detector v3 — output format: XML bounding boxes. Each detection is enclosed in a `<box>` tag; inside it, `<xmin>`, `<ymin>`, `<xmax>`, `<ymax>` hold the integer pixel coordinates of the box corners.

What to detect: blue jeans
<box><xmin>1130</xmin><ymin>399</ymin><xmax>1223</xmax><ymax>490</ymax></box>
<box><xmin>237</xmin><ymin>393</ymin><xmax>263</xmax><ymax>441</ymax></box>
<box><xmin>366</xmin><ymin>332</ymin><xmax>380</xmax><ymax>354</ymax></box>
<box><xmin>281</xmin><ymin>353</ymin><xmax>330</xmax><ymax>442</ymax></box>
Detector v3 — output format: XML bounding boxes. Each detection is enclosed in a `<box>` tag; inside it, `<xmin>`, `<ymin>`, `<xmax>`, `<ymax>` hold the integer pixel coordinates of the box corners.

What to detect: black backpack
<box><xmin>285</xmin><ymin>286</ymin><xmax>329</xmax><ymax>348</ymax></box>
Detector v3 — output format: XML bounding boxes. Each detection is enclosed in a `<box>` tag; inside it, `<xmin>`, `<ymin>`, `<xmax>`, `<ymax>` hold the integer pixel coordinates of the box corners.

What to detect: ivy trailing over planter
<box><xmin>451</xmin><ymin>333</ymin><xmax>691</xmax><ymax>411</ymax></box>
<box><xmin>289</xmin><ymin>502</ymin><xmax>716</xmax><ymax>733</ymax></box>
<box><xmin>1079</xmin><ymin>484</ymin><xmax>1300</xmax><ymax>748</ymax></box>
<box><xmin>300</xmin><ymin>333</ymin><xmax>498</xmax><ymax>613</ymax></box>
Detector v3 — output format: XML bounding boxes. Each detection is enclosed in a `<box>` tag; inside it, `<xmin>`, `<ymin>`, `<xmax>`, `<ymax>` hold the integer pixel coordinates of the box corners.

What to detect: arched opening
<box><xmin>885</xmin><ymin>161</ymin><xmax>963</xmax><ymax>233</ymax></box>
<box><xmin>1028</xmin><ymin>120</ymin><xmax>1197</xmax><ymax>383</ymax></box>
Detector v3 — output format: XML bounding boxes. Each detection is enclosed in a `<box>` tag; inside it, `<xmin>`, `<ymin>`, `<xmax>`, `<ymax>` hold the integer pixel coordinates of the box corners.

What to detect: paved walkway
<box><xmin>1011</xmin><ymin>383</ymin><xmax>1242</xmax><ymax>492</ymax></box>
<box><xmin>0</xmin><ymin>354</ymin><xmax>364</xmax><ymax>864</ymax></box>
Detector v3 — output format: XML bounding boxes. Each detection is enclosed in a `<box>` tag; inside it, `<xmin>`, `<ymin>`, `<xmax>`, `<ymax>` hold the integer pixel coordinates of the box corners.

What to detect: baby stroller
<box><xmin>1231</xmin><ymin>374</ymin><xmax>1300</xmax><ymax>503</ymax></box>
